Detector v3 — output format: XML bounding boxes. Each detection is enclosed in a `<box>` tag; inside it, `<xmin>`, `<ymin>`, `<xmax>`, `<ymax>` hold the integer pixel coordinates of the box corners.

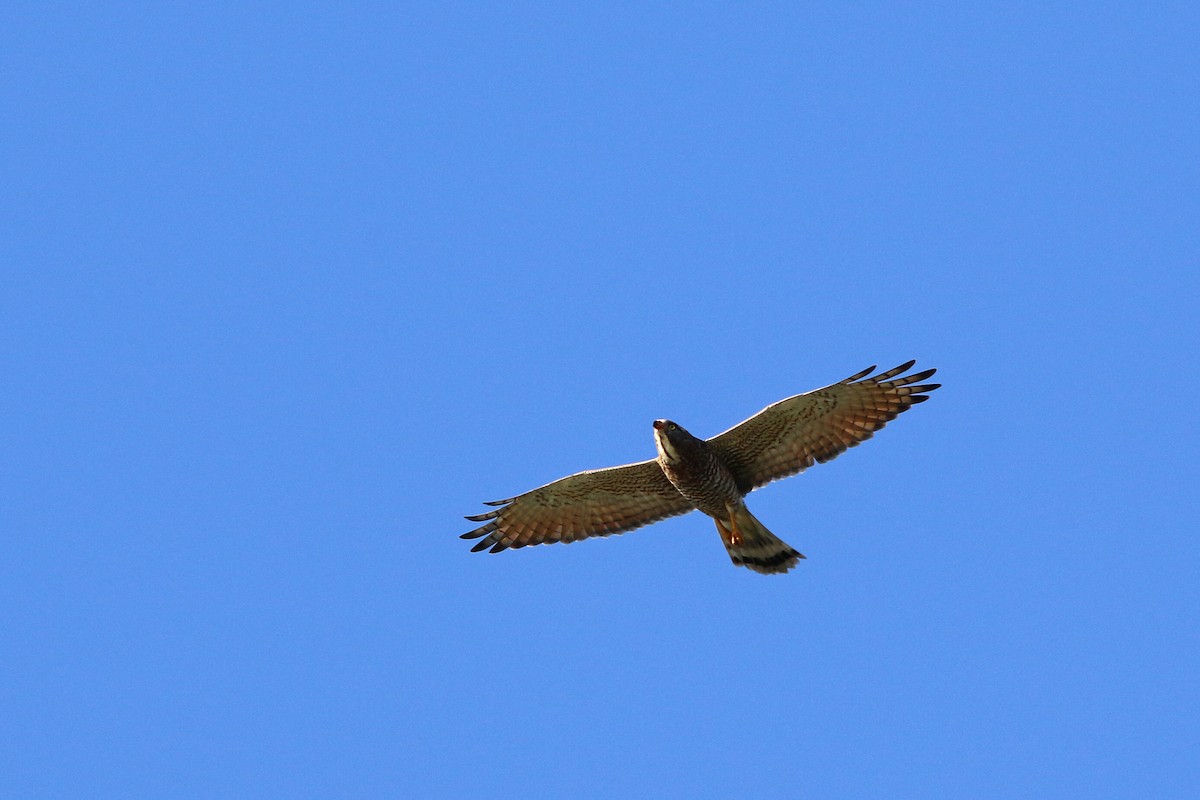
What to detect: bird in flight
<box><xmin>462</xmin><ymin>361</ymin><xmax>939</xmax><ymax>574</ymax></box>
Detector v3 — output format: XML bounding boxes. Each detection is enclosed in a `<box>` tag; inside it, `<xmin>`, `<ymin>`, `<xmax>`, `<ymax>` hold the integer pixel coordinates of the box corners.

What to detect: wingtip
<box><xmin>905</xmin><ymin>368</ymin><xmax>937</xmax><ymax>383</ymax></box>
<box><xmin>844</xmin><ymin>364</ymin><xmax>877</xmax><ymax>383</ymax></box>
<box><xmin>460</xmin><ymin>521</ymin><xmax>496</xmax><ymax>539</ymax></box>
<box><xmin>907</xmin><ymin>382</ymin><xmax>941</xmax><ymax>400</ymax></box>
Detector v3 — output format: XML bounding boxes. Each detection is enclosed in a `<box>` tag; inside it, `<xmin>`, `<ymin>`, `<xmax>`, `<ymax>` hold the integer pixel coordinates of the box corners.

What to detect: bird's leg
<box><xmin>726</xmin><ymin>506</ymin><xmax>744</xmax><ymax>548</ymax></box>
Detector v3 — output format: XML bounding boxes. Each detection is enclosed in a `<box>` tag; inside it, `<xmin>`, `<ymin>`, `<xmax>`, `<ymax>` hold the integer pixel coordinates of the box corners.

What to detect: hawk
<box><xmin>462</xmin><ymin>361</ymin><xmax>939</xmax><ymax>574</ymax></box>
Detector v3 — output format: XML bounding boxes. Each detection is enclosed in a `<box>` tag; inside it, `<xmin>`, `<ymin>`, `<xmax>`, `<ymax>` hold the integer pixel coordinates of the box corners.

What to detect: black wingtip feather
<box><xmin>844</xmin><ymin>365</ymin><xmax>876</xmax><ymax>383</ymax></box>
<box><xmin>470</xmin><ymin>538</ymin><xmax>494</xmax><ymax>552</ymax></box>
<box><xmin>873</xmin><ymin>360</ymin><xmax>916</xmax><ymax>382</ymax></box>
<box><xmin>898</xmin><ymin>368</ymin><xmax>937</xmax><ymax>384</ymax></box>
<box><xmin>460</xmin><ymin>524</ymin><xmax>494</xmax><ymax>540</ymax></box>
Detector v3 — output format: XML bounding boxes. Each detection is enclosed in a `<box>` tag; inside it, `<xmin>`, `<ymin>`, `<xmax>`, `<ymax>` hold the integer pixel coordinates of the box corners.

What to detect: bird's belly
<box><xmin>660</xmin><ymin>458</ymin><xmax>741</xmax><ymax>518</ymax></box>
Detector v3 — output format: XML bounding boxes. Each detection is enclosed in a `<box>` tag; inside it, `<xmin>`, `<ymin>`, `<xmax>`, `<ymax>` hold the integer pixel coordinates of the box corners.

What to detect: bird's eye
<box><xmin>668</xmin><ymin>423</ymin><xmax>677</xmax><ymax>431</ymax></box>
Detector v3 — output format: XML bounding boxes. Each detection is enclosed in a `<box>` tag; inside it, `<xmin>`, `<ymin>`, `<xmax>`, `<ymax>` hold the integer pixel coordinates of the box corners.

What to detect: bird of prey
<box><xmin>462</xmin><ymin>361</ymin><xmax>939</xmax><ymax>574</ymax></box>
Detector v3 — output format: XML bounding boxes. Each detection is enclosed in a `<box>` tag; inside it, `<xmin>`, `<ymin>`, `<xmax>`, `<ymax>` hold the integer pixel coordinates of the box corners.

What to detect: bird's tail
<box><xmin>715</xmin><ymin>504</ymin><xmax>804</xmax><ymax>575</ymax></box>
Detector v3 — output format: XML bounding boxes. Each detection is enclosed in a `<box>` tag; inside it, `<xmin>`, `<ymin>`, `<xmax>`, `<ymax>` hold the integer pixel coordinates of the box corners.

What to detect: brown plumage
<box><xmin>462</xmin><ymin>360</ymin><xmax>939</xmax><ymax>574</ymax></box>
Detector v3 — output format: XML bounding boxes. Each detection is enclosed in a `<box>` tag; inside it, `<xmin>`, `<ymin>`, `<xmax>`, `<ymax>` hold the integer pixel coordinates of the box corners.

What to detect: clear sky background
<box><xmin>3</xmin><ymin>3</ymin><xmax>1198</xmax><ymax>798</ymax></box>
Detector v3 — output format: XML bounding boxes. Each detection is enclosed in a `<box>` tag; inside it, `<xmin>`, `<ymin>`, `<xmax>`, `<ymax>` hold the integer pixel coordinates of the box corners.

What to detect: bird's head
<box><xmin>653</xmin><ymin>419</ymin><xmax>694</xmax><ymax>463</ymax></box>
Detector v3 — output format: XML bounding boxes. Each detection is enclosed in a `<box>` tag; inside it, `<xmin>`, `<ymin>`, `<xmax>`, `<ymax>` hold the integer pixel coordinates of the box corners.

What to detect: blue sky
<box><xmin>3</xmin><ymin>2</ymin><xmax>1197</xmax><ymax>797</ymax></box>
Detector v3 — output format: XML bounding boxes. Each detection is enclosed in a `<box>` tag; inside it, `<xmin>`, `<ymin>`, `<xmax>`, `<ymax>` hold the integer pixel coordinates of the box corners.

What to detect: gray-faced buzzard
<box><xmin>462</xmin><ymin>361</ymin><xmax>939</xmax><ymax>574</ymax></box>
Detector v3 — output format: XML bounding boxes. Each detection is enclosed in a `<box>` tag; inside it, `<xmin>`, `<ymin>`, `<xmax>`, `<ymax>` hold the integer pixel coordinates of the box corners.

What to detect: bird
<box><xmin>461</xmin><ymin>360</ymin><xmax>939</xmax><ymax>574</ymax></box>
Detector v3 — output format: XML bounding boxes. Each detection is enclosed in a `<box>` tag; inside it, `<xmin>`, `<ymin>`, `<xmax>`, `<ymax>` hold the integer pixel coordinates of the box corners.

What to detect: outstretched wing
<box><xmin>707</xmin><ymin>360</ymin><xmax>940</xmax><ymax>494</ymax></box>
<box><xmin>461</xmin><ymin>459</ymin><xmax>694</xmax><ymax>553</ymax></box>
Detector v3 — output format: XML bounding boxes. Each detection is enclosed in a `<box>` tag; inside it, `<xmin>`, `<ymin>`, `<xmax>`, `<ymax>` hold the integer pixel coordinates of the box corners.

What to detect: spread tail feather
<box><xmin>715</xmin><ymin>504</ymin><xmax>804</xmax><ymax>575</ymax></box>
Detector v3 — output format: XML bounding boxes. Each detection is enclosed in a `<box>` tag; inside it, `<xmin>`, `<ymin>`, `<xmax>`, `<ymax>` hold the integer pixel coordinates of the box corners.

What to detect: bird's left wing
<box><xmin>461</xmin><ymin>459</ymin><xmax>694</xmax><ymax>553</ymax></box>
<box><xmin>707</xmin><ymin>360</ymin><xmax>940</xmax><ymax>494</ymax></box>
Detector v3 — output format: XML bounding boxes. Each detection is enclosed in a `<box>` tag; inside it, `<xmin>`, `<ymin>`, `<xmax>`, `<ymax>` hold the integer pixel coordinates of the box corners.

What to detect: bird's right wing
<box><xmin>461</xmin><ymin>459</ymin><xmax>694</xmax><ymax>553</ymax></box>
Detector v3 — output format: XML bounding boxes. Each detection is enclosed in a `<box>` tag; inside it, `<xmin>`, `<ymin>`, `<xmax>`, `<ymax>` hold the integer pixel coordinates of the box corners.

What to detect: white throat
<box><xmin>655</xmin><ymin>430</ymin><xmax>679</xmax><ymax>462</ymax></box>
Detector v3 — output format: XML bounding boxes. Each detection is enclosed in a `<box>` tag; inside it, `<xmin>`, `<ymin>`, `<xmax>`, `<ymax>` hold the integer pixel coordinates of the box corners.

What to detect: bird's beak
<box><xmin>653</xmin><ymin>419</ymin><xmax>666</xmax><ymax>431</ymax></box>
